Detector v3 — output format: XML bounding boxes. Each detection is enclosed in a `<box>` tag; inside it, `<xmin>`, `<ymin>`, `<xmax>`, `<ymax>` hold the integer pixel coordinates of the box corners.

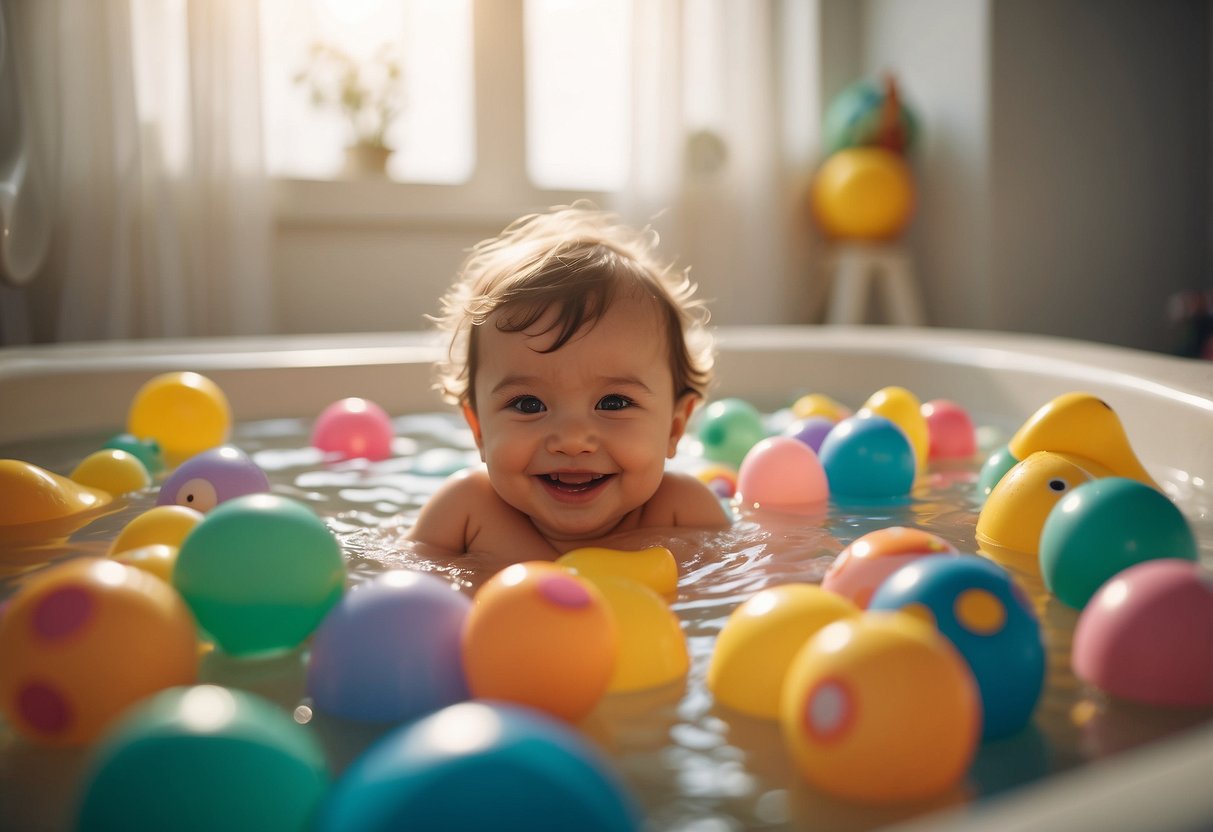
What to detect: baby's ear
<box><xmin>461</xmin><ymin>401</ymin><xmax>486</xmax><ymax>460</ymax></box>
<box><xmin>667</xmin><ymin>393</ymin><xmax>699</xmax><ymax>458</ymax></box>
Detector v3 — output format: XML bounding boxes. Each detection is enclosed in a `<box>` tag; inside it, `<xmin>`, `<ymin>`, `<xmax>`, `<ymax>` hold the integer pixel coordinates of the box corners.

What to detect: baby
<box><xmin>408</xmin><ymin>204</ymin><xmax>731</xmax><ymax>559</ymax></box>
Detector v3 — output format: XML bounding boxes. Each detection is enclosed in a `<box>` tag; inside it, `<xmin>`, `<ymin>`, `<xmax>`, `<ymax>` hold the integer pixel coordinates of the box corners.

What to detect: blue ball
<box><xmin>316</xmin><ymin>701</ymin><xmax>642</xmax><ymax>832</ymax></box>
<box><xmin>817</xmin><ymin>415</ymin><xmax>916</xmax><ymax>500</ymax></box>
<box><xmin>869</xmin><ymin>554</ymin><xmax>1045</xmax><ymax>740</ymax></box>
<box><xmin>306</xmin><ymin>570</ymin><xmax>472</xmax><ymax>723</ymax></box>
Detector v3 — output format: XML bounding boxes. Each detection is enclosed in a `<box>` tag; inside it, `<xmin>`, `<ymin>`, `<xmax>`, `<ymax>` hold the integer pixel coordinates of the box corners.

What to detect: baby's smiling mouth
<box><xmin>538</xmin><ymin>472</ymin><xmax>612</xmax><ymax>492</ymax></box>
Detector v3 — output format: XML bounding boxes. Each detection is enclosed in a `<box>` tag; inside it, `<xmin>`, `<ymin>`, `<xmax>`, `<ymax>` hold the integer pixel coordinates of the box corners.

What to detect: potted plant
<box><xmin>294</xmin><ymin>42</ymin><xmax>405</xmax><ymax>177</ymax></box>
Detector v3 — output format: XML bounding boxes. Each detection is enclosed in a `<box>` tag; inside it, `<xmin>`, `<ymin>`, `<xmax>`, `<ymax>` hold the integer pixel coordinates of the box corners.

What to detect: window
<box><xmin>259</xmin><ymin>0</ymin><xmax>632</xmax><ymax>193</ymax></box>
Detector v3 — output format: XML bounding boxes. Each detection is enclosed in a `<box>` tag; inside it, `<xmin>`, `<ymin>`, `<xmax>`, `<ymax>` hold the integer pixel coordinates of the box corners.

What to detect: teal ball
<box><xmin>698</xmin><ymin>398</ymin><xmax>767</xmax><ymax>469</ymax></box>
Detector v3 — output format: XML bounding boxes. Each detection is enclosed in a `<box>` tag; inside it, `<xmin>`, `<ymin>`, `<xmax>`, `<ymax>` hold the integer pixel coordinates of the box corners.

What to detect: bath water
<box><xmin>1</xmin><ymin>409</ymin><xmax>1211</xmax><ymax>832</ymax></box>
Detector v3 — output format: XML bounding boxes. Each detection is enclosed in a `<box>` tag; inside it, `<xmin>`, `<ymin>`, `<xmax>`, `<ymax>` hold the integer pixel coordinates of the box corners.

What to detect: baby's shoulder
<box><xmin>645</xmin><ymin>470</ymin><xmax>731</xmax><ymax>529</ymax></box>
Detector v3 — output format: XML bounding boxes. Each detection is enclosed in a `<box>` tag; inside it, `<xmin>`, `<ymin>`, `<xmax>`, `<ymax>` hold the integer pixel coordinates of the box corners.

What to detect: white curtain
<box><xmin>1</xmin><ymin>0</ymin><xmax>273</xmax><ymax>343</ymax></box>
<box><xmin>614</xmin><ymin>0</ymin><xmax>820</xmax><ymax>326</ymax></box>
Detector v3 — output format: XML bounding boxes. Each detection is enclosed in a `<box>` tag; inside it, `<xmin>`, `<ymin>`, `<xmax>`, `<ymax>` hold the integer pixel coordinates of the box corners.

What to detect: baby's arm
<box><xmin>651</xmin><ymin>471</ymin><xmax>733</xmax><ymax>529</ymax></box>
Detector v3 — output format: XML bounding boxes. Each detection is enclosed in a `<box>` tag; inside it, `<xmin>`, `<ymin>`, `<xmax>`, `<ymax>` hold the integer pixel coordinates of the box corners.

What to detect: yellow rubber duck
<box><xmin>0</xmin><ymin>460</ymin><xmax>113</xmax><ymax>546</ymax></box>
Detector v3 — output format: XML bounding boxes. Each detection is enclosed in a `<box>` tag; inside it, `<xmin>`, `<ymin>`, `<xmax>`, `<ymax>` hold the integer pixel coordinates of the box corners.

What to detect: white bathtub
<box><xmin>1</xmin><ymin>325</ymin><xmax>1211</xmax><ymax>832</ymax></box>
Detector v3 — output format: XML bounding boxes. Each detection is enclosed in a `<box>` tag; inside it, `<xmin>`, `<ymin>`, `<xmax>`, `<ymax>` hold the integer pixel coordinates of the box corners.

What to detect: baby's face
<box><xmin>468</xmin><ymin>293</ymin><xmax>694</xmax><ymax>545</ymax></box>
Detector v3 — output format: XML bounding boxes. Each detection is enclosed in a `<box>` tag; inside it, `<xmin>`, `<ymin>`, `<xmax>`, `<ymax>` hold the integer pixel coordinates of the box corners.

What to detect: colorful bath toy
<box><xmin>1072</xmin><ymin>559</ymin><xmax>1213</xmax><ymax>708</ymax></box>
<box><xmin>127</xmin><ymin>371</ymin><xmax>232</xmax><ymax>461</ymax></box>
<box><xmin>694</xmin><ymin>463</ymin><xmax>738</xmax><ymax>499</ymax></box>
<box><xmin>587</xmin><ymin>575</ymin><xmax>688</xmax><ymax>693</ymax></box>
<box><xmin>101</xmin><ymin>433</ymin><xmax>165</xmax><ymax>474</ymax></box>
<box><xmin>173</xmin><ymin>494</ymin><xmax>346</xmax><ymax>657</ymax></box>
<box><xmin>736</xmin><ymin>436</ymin><xmax>829</xmax><ymax>513</ymax></box>
<box><xmin>978</xmin><ymin>444</ymin><xmax>1017</xmax><ymax>499</ymax></box>
<box><xmin>869</xmin><ymin>554</ymin><xmax>1045</xmax><ymax>739</ymax></box>
<box><xmin>70</xmin><ymin>448</ymin><xmax>151</xmax><ymax>495</ymax></box>
<box><xmin>698</xmin><ymin>397</ymin><xmax>768</xmax><ymax>469</ymax></box>
<box><xmin>108</xmin><ymin>504</ymin><xmax>204</xmax><ymax>555</ymax></box>
<box><xmin>156</xmin><ymin>446</ymin><xmax>270</xmax><ymax>512</ymax></box>
<box><xmin>315</xmin><ymin>701</ymin><xmax>642</xmax><ymax>832</ymax></box>
<box><xmin>921</xmin><ymin>399</ymin><xmax>978</xmax><ymax>461</ymax></box>
<box><xmin>461</xmin><ymin>562</ymin><xmax>617</xmax><ymax>723</ymax></box>
<box><xmin>1039</xmin><ymin>477</ymin><xmax>1198</xmax><ymax>610</ymax></box>
<box><xmin>708</xmin><ymin>584</ymin><xmax>858</xmax><ymax>719</ymax></box>
<box><xmin>77</xmin><ymin>685</ymin><xmax>329</xmax><ymax>832</ymax></box>
<box><xmin>307</xmin><ymin>570</ymin><xmax>471</xmax><ymax>723</ymax></box>
<box><xmin>311</xmin><ymin>397</ymin><xmax>395</xmax><ymax>461</ymax></box>
<box><xmin>112</xmin><ymin>543</ymin><xmax>178</xmax><ymax>584</ymax></box>
<box><xmin>556</xmin><ymin>545</ymin><xmax>678</xmax><ymax>597</ymax></box>
<box><xmin>782</xmin><ymin>415</ymin><xmax>835</xmax><ymax>454</ymax></box>
<box><xmin>0</xmin><ymin>459</ymin><xmax>112</xmax><ymax>545</ymax></box>
<box><xmin>976</xmin><ymin>451</ymin><xmax>1115</xmax><ymax>559</ymax></box>
<box><xmin>822</xmin><ymin>526</ymin><xmax>958</xmax><ymax>608</ymax></box>
<box><xmin>781</xmin><ymin>611</ymin><xmax>979</xmax><ymax>803</ymax></box>
<box><xmin>790</xmin><ymin>393</ymin><xmax>851</xmax><ymax>422</ymax></box>
<box><xmin>859</xmin><ymin>386</ymin><xmax>929</xmax><ymax>472</ymax></box>
<box><xmin>817</xmin><ymin>415</ymin><xmax>917</xmax><ymax>501</ymax></box>
<box><xmin>1008</xmin><ymin>391</ymin><xmax>1158</xmax><ymax>490</ymax></box>
<box><xmin>0</xmin><ymin>558</ymin><xmax>198</xmax><ymax>745</ymax></box>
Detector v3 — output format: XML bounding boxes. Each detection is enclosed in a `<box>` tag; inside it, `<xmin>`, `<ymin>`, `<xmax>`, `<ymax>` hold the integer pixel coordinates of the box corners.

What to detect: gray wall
<box><xmin>826</xmin><ymin>0</ymin><xmax>1210</xmax><ymax>353</ymax></box>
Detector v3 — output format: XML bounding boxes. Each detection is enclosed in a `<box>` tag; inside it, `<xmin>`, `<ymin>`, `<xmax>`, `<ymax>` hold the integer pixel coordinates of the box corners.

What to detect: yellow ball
<box><xmin>127</xmin><ymin>372</ymin><xmax>232</xmax><ymax>461</ymax></box>
<box><xmin>791</xmin><ymin>393</ymin><xmax>851</xmax><ymax>422</ymax></box>
<box><xmin>811</xmin><ymin>147</ymin><xmax>915</xmax><ymax>240</ymax></box>
<box><xmin>860</xmin><ymin>386</ymin><xmax>929</xmax><ymax>474</ymax></box>
<box><xmin>0</xmin><ymin>558</ymin><xmax>198</xmax><ymax>745</ymax></box>
<box><xmin>556</xmin><ymin>545</ymin><xmax>679</xmax><ymax>597</ymax></box>
<box><xmin>112</xmin><ymin>543</ymin><xmax>179</xmax><ymax>584</ymax></box>
<box><xmin>780</xmin><ymin>612</ymin><xmax>980</xmax><ymax>803</ymax></box>
<box><xmin>70</xmin><ymin>449</ymin><xmax>151</xmax><ymax>496</ymax></box>
<box><xmin>109</xmin><ymin>505</ymin><xmax>205</xmax><ymax>556</ymax></box>
<box><xmin>708</xmin><ymin>584</ymin><xmax>858</xmax><ymax>719</ymax></box>
<box><xmin>584</xmin><ymin>575</ymin><xmax>688</xmax><ymax>694</ymax></box>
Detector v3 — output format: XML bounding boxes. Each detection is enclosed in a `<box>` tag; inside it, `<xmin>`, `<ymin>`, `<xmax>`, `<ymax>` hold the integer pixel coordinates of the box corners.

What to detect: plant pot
<box><xmin>342</xmin><ymin>144</ymin><xmax>392</xmax><ymax>178</ymax></box>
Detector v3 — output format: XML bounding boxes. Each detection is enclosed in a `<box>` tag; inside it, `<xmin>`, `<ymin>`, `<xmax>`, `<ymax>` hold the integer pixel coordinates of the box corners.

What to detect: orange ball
<box><xmin>811</xmin><ymin>147</ymin><xmax>915</xmax><ymax>240</ymax></box>
<box><xmin>0</xmin><ymin>558</ymin><xmax>199</xmax><ymax>745</ymax></box>
<box><xmin>462</xmin><ymin>562</ymin><xmax>617</xmax><ymax>722</ymax></box>
<box><xmin>780</xmin><ymin>612</ymin><xmax>980</xmax><ymax>803</ymax></box>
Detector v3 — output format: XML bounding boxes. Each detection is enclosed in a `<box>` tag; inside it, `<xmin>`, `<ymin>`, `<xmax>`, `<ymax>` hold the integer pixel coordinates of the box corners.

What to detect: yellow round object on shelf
<box><xmin>584</xmin><ymin>575</ymin><xmax>688</xmax><ymax>694</ymax></box>
<box><xmin>127</xmin><ymin>372</ymin><xmax>232</xmax><ymax>461</ymax></box>
<box><xmin>780</xmin><ymin>611</ymin><xmax>980</xmax><ymax>803</ymax></box>
<box><xmin>109</xmin><ymin>505</ymin><xmax>205</xmax><ymax>556</ymax></box>
<box><xmin>811</xmin><ymin>147</ymin><xmax>915</xmax><ymax>241</ymax></box>
<box><xmin>556</xmin><ymin>545</ymin><xmax>679</xmax><ymax>598</ymax></box>
<box><xmin>708</xmin><ymin>584</ymin><xmax>858</xmax><ymax>719</ymax></box>
<box><xmin>70</xmin><ymin>449</ymin><xmax>151</xmax><ymax>496</ymax></box>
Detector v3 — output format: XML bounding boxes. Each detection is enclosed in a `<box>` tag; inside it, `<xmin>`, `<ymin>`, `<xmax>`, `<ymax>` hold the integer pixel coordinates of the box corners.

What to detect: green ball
<box><xmin>77</xmin><ymin>685</ymin><xmax>329</xmax><ymax>832</ymax></box>
<box><xmin>978</xmin><ymin>444</ymin><xmax>1018</xmax><ymax>500</ymax></box>
<box><xmin>697</xmin><ymin>398</ymin><xmax>768</xmax><ymax>470</ymax></box>
<box><xmin>103</xmin><ymin>433</ymin><xmax>165</xmax><ymax>474</ymax></box>
<box><xmin>1039</xmin><ymin>477</ymin><xmax>1198</xmax><ymax>610</ymax></box>
<box><xmin>823</xmin><ymin>79</ymin><xmax>920</xmax><ymax>157</ymax></box>
<box><xmin>174</xmin><ymin>494</ymin><xmax>345</xmax><ymax>657</ymax></box>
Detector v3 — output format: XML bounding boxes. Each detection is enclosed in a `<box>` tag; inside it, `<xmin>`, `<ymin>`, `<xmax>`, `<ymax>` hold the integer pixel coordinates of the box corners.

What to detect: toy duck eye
<box><xmin>1047</xmin><ymin>478</ymin><xmax>1068</xmax><ymax>493</ymax></box>
<box><xmin>175</xmin><ymin>477</ymin><xmax>218</xmax><ymax>512</ymax></box>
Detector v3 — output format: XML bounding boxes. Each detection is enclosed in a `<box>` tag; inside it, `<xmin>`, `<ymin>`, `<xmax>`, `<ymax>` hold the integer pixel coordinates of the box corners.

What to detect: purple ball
<box><xmin>156</xmin><ymin>446</ymin><xmax>270</xmax><ymax>512</ymax></box>
<box><xmin>783</xmin><ymin>416</ymin><xmax>836</xmax><ymax>454</ymax></box>
<box><xmin>306</xmin><ymin>571</ymin><xmax>472</xmax><ymax>723</ymax></box>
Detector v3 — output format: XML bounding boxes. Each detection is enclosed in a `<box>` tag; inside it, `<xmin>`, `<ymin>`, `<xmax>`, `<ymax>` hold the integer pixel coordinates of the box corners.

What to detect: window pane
<box><xmin>524</xmin><ymin>0</ymin><xmax>631</xmax><ymax>192</ymax></box>
<box><xmin>260</xmin><ymin>0</ymin><xmax>473</xmax><ymax>183</ymax></box>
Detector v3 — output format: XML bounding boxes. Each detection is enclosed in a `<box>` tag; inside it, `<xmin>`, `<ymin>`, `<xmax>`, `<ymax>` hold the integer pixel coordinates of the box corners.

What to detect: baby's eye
<box><xmin>597</xmin><ymin>394</ymin><xmax>635</xmax><ymax>411</ymax></box>
<box><xmin>508</xmin><ymin>395</ymin><xmax>546</xmax><ymax>414</ymax></box>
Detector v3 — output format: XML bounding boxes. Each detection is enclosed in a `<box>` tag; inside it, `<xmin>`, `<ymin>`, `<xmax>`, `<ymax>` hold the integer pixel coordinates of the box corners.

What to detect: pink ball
<box><xmin>921</xmin><ymin>399</ymin><xmax>977</xmax><ymax>460</ymax></box>
<box><xmin>1072</xmin><ymin>559</ymin><xmax>1213</xmax><ymax>707</ymax></box>
<box><xmin>736</xmin><ymin>436</ymin><xmax>828</xmax><ymax>512</ymax></box>
<box><xmin>311</xmin><ymin>398</ymin><xmax>395</xmax><ymax>461</ymax></box>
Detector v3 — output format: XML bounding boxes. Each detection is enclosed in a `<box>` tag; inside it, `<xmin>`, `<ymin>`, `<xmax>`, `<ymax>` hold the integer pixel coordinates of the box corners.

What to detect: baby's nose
<box><xmin>546</xmin><ymin>414</ymin><xmax>598</xmax><ymax>455</ymax></box>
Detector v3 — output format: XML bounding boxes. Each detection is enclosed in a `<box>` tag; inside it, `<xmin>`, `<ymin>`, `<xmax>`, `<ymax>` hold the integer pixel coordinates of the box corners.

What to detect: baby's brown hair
<box><xmin>433</xmin><ymin>203</ymin><xmax>714</xmax><ymax>409</ymax></box>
